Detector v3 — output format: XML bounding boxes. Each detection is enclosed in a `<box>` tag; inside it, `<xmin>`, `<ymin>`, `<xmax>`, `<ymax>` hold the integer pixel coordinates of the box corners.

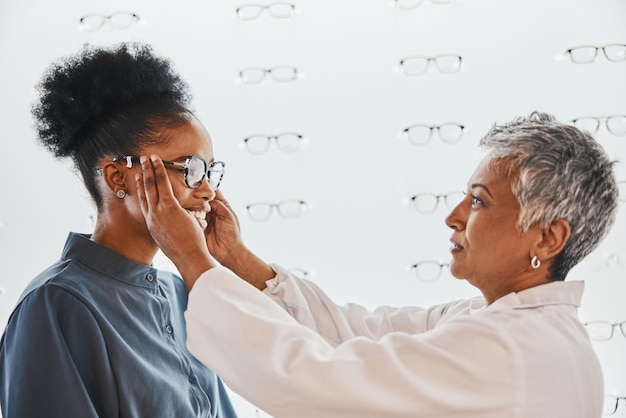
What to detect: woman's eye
<box><xmin>470</xmin><ymin>194</ymin><xmax>483</xmax><ymax>207</ymax></box>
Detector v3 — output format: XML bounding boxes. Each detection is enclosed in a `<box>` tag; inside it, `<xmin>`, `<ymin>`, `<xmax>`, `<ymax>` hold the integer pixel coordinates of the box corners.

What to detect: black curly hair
<box><xmin>32</xmin><ymin>42</ymin><xmax>194</xmax><ymax>210</ymax></box>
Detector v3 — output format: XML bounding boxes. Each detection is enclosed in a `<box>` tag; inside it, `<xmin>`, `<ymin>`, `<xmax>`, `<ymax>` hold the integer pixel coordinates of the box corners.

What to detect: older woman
<box><xmin>137</xmin><ymin>112</ymin><xmax>619</xmax><ymax>418</ymax></box>
<box><xmin>0</xmin><ymin>43</ymin><xmax>237</xmax><ymax>417</ymax></box>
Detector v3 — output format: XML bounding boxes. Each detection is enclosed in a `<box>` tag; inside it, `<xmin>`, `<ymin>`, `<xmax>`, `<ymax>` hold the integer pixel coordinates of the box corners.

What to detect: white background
<box><xmin>0</xmin><ymin>1</ymin><xmax>625</xmax><ymax>416</ymax></box>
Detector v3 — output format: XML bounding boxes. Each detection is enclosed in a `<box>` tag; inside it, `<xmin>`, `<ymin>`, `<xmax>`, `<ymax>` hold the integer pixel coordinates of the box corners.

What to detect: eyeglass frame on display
<box><xmin>245</xmin><ymin>200</ymin><xmax>308</xmax><ymax>222</ymax></box>
<box><xmin>98</xmin><ymin>156</ymin><xmax>225</xmax><ymax>189</ymax></box>
<box><xmin>243</xmin><ymin>132</ymin><xmax>304</xmax><ymax>155</ymax></box>
<box><xmin>603</xmin><ymin>394</ymin><xmax>626</xmax><ymax>416</ymax></box>
<box><xmin>399</xmin><ymin>55</ymin><xmax>463</xmax><ymax>75</ymax></box>
<box><xmin>604</xmin><ymin>251</ymin><xmax>626</xmax><ymax>268</ymax></box>
<box><xmin>393</xmin><ymin>0</ymin><xmax>452</xmax><ymax>11</ymax></box>
<box><xmin>401</xmin><ymin>123</ymin><xmax>465</xmax><ymax>145</ymax></box>
<box><xmin>79</xmin><ymin>12</ymin><xmax>139</xmax><ymax>32</ymax></box>
<box><xmin>410</xmin><ymin>260</ymin><xmax>450</xmax><ymax>282</ymax></box>
<box><xmin>239</xmin><ymin>66</ymin><xmax>298</xmax><ymax>84</ymax></box>
<box><xmin>583</xmin><ymin>320</ymin><xmax>626</xmax><ymax>341</ymax></box>
<box><xmin>235</xmin><ymin>2</ymin><xmax>296</xmax><ymax>20</ymax></box>
<box><xmin>409</xmin><ymin>192</ymin><xmax>465</xmax><ymax>213</ymax></box>
<box><xmin>287</xmin><ymin>268</ymin><xmax>314</xmax><ymax>280</ymax></box>
<box><xmin>570</xmin><ymin>115</ymin><xmax>626</xmax><ymax>136</ymax></box>
<box><xmin>565</xmin><ymin>44</ymin><xmax>626</xmax><ymax>64</ymax></box>
<box><xmin>618</xmin><ymin>181</ymin><xmax>626</xmax><ymax>203</ymax></box>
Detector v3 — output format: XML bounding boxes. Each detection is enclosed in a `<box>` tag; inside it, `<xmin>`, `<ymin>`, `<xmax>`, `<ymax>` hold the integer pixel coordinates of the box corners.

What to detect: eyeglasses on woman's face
<box><xmin>102</xmin><ymin>155</ymin><xmax>225</xmax><ymax>189</ymax></box>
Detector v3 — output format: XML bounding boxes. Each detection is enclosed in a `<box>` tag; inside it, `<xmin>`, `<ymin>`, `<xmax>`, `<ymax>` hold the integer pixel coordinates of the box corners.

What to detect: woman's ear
<box><xmin>99</xmin><ymin>161</ymin><xmax>127</xmax><ymax>196</ymax></box>
<box><xmin>536</xmin><ymin>219</ymin><xmax>571</xmax><ymax>260</ymax></box>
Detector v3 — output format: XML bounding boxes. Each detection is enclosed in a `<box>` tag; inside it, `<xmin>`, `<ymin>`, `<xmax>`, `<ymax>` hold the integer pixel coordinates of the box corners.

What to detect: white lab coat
<box><xmin>185</xmin><ymin>266</ymin><xmax>603</xmax><ymax>418</ymax></box>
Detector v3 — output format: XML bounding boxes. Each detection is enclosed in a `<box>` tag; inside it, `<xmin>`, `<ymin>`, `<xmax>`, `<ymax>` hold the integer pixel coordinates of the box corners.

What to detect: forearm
<box><xmin>173</xmin><ymin>248</ymin><xmax>217</xmax><ymax>291</ymax></box>
<box><xmin>219</xmin><ymin>245</ymin><xmax>275</xmax><ymax>290</ymax></box>
<box><xmin>265</xmin><ymin>265</ymin><xmax>435</xmax><ymax>342</ymax></box>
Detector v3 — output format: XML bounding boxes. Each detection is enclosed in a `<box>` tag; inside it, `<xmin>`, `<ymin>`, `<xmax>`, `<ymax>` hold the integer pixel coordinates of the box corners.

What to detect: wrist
<box><xmin>173</xmin><ymin>248</ymin><xmax>217</xmax><ymax>291</ymax></box>
<box><xmin>221</xmin><ymin>245</ymin><xmax>274</xmax><ymax>290</ymax></box>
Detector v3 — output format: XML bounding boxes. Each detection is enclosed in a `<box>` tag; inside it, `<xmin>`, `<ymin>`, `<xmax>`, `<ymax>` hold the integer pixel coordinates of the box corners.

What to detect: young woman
<box><xmin>0</xmin><ymin>43</ymin><xmax>237</xmax><ymax>418</ymax></box>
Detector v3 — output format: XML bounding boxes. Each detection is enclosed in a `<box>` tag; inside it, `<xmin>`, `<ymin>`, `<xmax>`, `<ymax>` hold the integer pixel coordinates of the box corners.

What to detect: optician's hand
<box><xmin>135</xmin><ymin>155</ymin><xmax>216</xmax><ymax>290</ymax></box>
<box><xmin>207</xmin><ymin>189</ymin><xmax>276</xmax><ymax>290</ymax></box>
<box><xmin>205</xmin><ymin>190</ymin><xmax>245</xmax><ymax>265</ymax></box>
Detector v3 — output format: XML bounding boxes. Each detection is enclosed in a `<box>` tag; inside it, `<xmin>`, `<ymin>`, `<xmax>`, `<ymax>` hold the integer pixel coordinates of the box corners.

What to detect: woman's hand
<box><xmin>205</xmin><ymin>190</ymin><xmax>248</xmax><ymax>265</ymax></box>
<box><xmin>206</xmin><ymin>191</ymin><xmax>276</xmax><ymax>290</ymax></box>
<box><xmin>135</xmin><ymin>155</ymin><xmax>216</xmax><ymax>289</ymax></box>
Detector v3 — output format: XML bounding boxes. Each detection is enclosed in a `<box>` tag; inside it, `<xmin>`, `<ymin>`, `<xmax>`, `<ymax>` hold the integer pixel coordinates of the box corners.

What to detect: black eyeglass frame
<box><xmin>565</xmin><ymin>44</ymin><xmax>626</xmax><ymax>63</ymax></box>
<box><xmin>604</xmin><ymin>394</ymin><xmax>626</xmax><ymax>416</ymax></box>
<box><xmin>106</xmin><ymin>155</ymin><xmax>225</xmax><ymax>189</ymax></box>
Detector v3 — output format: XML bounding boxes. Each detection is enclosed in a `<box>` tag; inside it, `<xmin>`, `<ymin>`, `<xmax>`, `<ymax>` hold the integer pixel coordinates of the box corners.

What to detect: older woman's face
<box><xmin>445</xmin><ymin>156</ymin><xmax>541</xmax><ymax>299</ymax></box>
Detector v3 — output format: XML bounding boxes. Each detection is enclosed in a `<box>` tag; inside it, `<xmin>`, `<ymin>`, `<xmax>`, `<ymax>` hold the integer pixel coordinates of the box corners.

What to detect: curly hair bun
<box><xmin>32</xmin><ymin>42</ymin><xmax>191</xmax><ymax>158</ymax></box>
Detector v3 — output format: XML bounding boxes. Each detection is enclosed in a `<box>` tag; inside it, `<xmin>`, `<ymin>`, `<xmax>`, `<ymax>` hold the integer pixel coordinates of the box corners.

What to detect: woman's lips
<box><xmin>188</xmin><ymin>209</ymin><xmax>209</xmax><ymax>230</ymax></box>
<box><xmin>449</xmin><ymin>240</ymin><xmax>464</xmax><ymax>253</ymax></box>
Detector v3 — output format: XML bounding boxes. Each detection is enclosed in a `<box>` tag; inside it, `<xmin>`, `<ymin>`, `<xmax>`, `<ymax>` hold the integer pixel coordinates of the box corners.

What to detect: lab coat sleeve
<box><xmin>0</xmin><ymin>286</ymin><xmax>118</xmax><ymax>418</ymax></box>
<box><xmin>185</xmin><ymin>267</ymin><xmax>521</xmax><ymax>418</ymax></box>
<box><xmin>261</xmin><ymin>264</ymin><xmax>467</xmax><ymax>345</ymax></box>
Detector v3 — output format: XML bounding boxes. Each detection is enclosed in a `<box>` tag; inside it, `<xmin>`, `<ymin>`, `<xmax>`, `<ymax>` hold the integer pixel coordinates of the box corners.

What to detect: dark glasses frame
<box><xmin>102</xmin><ymin>155</ymin><xmax>225</xmax><ymax>189</ymax></box>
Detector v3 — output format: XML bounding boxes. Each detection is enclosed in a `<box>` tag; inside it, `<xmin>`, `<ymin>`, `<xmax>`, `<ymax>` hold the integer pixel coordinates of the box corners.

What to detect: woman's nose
<box><xmin>445</xmin><ymin>197</ymin><xmax>466</xmax><ymax>230</ymax></box>
<box><xmin>194</xmin><ymin>178</ymin><xmax>217</xmax><ymax>201</ymax></box>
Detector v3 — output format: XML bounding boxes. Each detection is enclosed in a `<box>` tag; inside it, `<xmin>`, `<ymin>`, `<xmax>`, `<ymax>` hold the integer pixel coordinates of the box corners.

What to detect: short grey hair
<box><xmin>479</xmin><ymin>111</ymin><xmax>619</xmax><ymax>281</ymax></box>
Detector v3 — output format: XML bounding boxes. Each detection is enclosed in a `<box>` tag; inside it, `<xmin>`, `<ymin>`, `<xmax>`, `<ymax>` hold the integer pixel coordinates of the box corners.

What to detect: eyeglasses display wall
<box><xmin>0</xmin><ymin>0</ymin><xmax>625</xmax><ymax>417</ymax></box>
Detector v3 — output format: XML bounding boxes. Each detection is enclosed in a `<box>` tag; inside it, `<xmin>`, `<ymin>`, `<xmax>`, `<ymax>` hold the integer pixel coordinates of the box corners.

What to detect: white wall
<box><xmin>1</xmin><ymin>1</ymin><xmax>625</xmax><ymax>416</ymax></box>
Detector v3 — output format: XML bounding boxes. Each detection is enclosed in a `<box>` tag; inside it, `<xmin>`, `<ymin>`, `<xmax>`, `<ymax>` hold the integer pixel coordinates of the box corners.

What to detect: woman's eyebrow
<box><xmin>470</xmin><ymin>183</ymin><xmax>494</xmax><ymax>198</ymax></box>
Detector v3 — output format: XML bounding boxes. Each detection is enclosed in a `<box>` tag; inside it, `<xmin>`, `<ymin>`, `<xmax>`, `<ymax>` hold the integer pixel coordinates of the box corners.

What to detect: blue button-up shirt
<box><xmin>0</xmin><ymin>233</ymin><xmax>238</xmax><ymax>418</ymax></box>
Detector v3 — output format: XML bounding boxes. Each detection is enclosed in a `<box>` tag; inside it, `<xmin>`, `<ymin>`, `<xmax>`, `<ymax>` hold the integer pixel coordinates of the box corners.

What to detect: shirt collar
<box><xmin>62</xmin><ymin>232</ymin><xmax>159</xmax><ymax>289</ymax></box>
<box><xmin>487</xmin><ymin>280</ymin><xmax>584</xmax><ymax>311</ymax></box>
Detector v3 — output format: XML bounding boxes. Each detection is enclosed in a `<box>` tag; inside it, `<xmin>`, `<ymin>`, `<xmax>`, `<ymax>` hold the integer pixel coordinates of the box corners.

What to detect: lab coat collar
<box><xmin>487</xmin><ymin>280</ymin><xmax>584</xmax><ymax>311</ymax></box>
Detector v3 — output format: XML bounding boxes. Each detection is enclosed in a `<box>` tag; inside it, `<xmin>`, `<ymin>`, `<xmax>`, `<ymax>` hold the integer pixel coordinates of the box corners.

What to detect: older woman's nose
<box><xmin>445</xmin><ymin>197</ymin><xmax>467</xmax><ymax>230</ymax></box>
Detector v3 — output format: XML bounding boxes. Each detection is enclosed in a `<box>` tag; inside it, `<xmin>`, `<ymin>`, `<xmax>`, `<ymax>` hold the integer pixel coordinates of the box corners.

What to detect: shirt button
<box><xmin>146</xmin><ymin>273</ymin><xmax>154</xmax><ymax>282</ymax></box>
<box><xmin>165</xmin><ymin>324</ymin><xmax>173</xmax><ymax>334</ymax></box>
<box><xmin>188</xmin><ymin>375</ymin><xmax>196</xmax><ymax>385</ymax></box>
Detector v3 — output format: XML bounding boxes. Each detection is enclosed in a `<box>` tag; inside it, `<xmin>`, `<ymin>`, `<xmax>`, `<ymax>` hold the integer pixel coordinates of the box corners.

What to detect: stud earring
<box><xmin>116</xmin><ymin>190</ymin><xmax>127</xmax><ymax>199</ymax></box>
<box><xmin>531</xmin><ymin>255</ymin><xmax>541</xmax><ymax>269</ymax></box>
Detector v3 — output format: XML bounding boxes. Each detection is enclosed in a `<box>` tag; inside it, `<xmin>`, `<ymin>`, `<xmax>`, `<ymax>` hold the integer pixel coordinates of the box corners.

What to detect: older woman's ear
<box><xmin>537</xmin><ymin>219</ymin><xmax>571</xmax><ymax>261</ymax></box>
